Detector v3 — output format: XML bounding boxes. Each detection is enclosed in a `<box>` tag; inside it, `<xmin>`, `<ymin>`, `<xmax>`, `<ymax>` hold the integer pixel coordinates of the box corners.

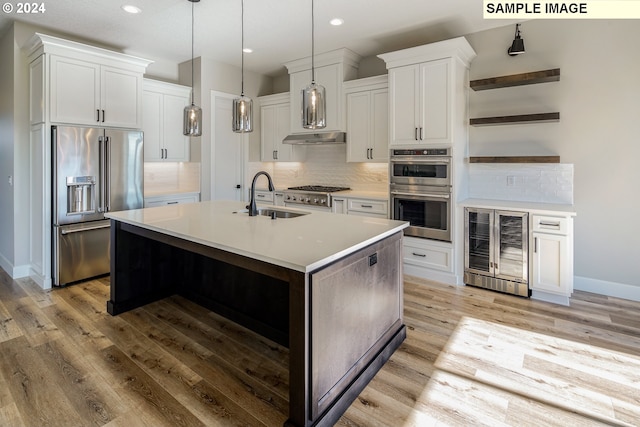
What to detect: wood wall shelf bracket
<box><xmin>470</xmin><ymin>112</ymin><xmax>560</xmax><ymax>126</ymax></box>
<box><xmin>470</xmin><ymin>68</ymin><xmax>560</xmax><ymax>91</ymax></box>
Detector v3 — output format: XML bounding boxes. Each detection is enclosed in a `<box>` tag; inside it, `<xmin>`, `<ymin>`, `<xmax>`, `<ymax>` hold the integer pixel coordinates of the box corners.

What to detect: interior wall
<box><xmin>182</xmin><ymin>56</ymin><xmax>273</xmax><ymax>201</ymax></box>
<box><xmin>0</xmin><ymin>26</ymin><xmax>15</xmax><ymax>273</ymax></box>
<box><xmin>465</xmin><ymin>20</ymin><xmax>640</xmax><ymax>297</ymax></box>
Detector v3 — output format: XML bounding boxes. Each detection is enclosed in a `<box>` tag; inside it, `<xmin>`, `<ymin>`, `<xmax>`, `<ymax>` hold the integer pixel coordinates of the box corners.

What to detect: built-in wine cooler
<box><xmin>464</xmin><ymin>207</ymin><xmax>530</xmax><ymax>297</ymax></box>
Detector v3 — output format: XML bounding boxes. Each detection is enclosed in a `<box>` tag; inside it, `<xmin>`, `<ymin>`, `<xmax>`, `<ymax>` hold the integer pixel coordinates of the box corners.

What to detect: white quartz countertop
<box><xmin>106</xmin><ymin>200</ymin><xmax>408</xmax><ymax>273</ymax></box>
<box><xmin>460</xmin><ymin>198</ymin><xmax>576</xmax><ymax>216</ymax></box>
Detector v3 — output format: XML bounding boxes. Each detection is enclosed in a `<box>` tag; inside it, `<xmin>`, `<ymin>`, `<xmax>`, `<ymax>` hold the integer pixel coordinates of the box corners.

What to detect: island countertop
<box><xmin>106</xmin><ymin>200</ymin><xmax>408</xmax><ymax>273</ymax></box>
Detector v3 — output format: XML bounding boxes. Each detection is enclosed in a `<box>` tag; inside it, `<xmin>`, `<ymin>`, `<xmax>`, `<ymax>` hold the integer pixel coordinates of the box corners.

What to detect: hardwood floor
<box><xmin>0</xmin><ymin>269</ymin><xmax>638</xmax><ymax>426</ymax></box>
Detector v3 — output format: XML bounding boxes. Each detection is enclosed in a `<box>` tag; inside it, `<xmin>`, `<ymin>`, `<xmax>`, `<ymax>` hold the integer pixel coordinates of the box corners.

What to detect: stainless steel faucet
<box><xmin>247</xmin><ymin>171</ymin><xmax>274</xmax><ymax>216</ymax></box>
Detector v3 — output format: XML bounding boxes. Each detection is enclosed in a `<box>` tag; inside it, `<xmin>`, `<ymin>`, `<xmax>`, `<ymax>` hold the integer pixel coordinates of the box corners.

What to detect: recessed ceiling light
<box><xmin>243</xmin><ymin>48</ymin><xmax>253</xmax><ymax>53</ymax></box>
<box><xmin>329</xmin><ymin>18</ymin><xmax>344</xmax><ymax>26</ymax></box>
<box><xmin>121</xmin><ymin>5</ymin><xmax>142</xmax><ymax>14</ymax></box>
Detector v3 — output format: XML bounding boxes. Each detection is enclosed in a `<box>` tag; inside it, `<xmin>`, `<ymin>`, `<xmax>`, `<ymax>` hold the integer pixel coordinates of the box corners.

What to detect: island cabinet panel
<box><xmin>310</xmin><ymin>233</ymin><xmax>403</xmax><ymax>419</ymax></box>
<box><xmin>106</xmin><ymin>212</ymin><xmax>406</xmax><ymax>427</ymax></box>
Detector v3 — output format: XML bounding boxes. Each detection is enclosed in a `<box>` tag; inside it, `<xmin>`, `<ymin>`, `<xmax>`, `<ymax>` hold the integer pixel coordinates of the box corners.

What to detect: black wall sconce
<box><xmin>508</xmin><ymin>23</ymin><xmax>525</xmax><ymax>56</ymax></box>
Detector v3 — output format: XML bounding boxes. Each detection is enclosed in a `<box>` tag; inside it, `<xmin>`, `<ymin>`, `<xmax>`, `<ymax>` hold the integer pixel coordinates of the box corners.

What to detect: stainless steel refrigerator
<box><xmin>52</xmin><ymin>126</ymin><xmax>143</xmax><ymax>286</ymax></box>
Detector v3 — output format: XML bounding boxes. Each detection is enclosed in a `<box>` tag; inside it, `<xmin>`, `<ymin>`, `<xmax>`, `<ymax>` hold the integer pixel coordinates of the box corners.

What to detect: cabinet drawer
<box><xmin>347</xmin><ymin>199</ymin><xmax>388</xmax><ymax>216</ymax></box>
<box><xmin>532</xmin><ymin>215</ymin><xmax>569</xmax><ymax>235</ymax></box>
<box><xmin>144</xmin><ymin>193</ymin><xmax>199</xmax><ymax>207</ymax></box>
<box><xmin>403</xmin><ymin>237</ymin><xmax>453</xmax><ymax>273</ymax></box>
<box><xmin>253</xmin><ymin>190</ymin><xmax>275</xmax><ymax>203</ymax></box>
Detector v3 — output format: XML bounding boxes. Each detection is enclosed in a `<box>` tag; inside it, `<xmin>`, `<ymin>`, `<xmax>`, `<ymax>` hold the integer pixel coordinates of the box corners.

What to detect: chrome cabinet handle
<box><xmin>361</xmin><ymin>205</ymin><xmax>373</xmax><ymax>208</ymax></box>
<box><xmin>534</xmin><ymin>237</ymin><xmax>538</xmax><ymax>253</ymax></box>
<box><xmin>420</xmin><ymin>127</ymin><xmax>423</xmax><ymax>140</ymax></box>
<box><xmin>414</xmin><ymin>127</ymin><xmax>418</xmax><ymax>140</ymax></box>
<box><xmin>412</xmin><ymin>252</ymin><xmax>426</xmax><ymax>257</ymax></box>
<box><xmin>102</xmin><ymin>109</ymin><xmax>105</xmax><ymax>122</ymax></box>
<box><xmin>96</xmin><ymin>109</ymin><xmax>100</xmax><ymax>122</ymax></box>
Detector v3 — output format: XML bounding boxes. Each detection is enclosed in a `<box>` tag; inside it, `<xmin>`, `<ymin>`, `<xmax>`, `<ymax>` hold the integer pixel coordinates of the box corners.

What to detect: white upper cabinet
<box><xmin>284</xmin><ymin>49</ymin><xmax>360</xmax><ymax>134</ymax></box>
<box><xmin>344</xmin><ymin>75</ymin><xmax>389</xmax><ymax>162</ymax></box>
<box><xmin>259</xmin><ymin>93</ymin><xmax>305</xmax><ymax>162</ymax></box>
<box><xmin>143</xmin><ymin>79</ymin><xmax>191</xmax><ymax>162</ymax></box>
<box><xmin>379</xmin><ymin>37</ymin><xmax>476</xmax><ymax>147</ymax></box>
<box><xmin>27</xmin><ymin>33</ymin><xmax>152</xmax><ymax>129</ymax></box>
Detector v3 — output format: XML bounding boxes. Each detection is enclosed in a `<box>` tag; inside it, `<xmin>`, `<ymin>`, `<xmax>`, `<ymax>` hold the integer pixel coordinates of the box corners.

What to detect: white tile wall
<box><xmin>468</xmin><ymin>163</ymin><xmax>573</xmax><ymax>204</ymax></box>
<box><xmin>248</xmin><ymin>145</ymin><xmax>388</xmax><ymax>192</ymax></box>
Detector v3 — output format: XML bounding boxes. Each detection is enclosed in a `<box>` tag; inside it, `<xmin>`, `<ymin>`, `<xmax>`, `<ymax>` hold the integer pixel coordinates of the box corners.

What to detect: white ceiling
<box><xmin>0</xmin><ymin>0</ymin><xmax>514</xmax><ymax>76</ymax></box>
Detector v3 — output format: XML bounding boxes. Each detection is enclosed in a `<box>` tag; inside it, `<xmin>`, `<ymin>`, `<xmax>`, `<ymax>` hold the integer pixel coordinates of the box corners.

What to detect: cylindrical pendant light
<box><xmin>302</xmin><ymin>0</ymin><xmax>326</xmax><ymax>129</ymax></box>
<box><xmin>232</xmin><ymin>0</ymin><xmax>253</xmax><ymax>133</ymax></box>
<box><xmin>183</xmin><ymin>0</ymin><xmax>202</xmax><ymax>136</ymax></box>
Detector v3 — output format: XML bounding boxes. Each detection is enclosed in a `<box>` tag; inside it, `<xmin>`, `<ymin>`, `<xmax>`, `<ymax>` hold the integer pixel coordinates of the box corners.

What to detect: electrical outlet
<box><xmin>507</xmin><ymin>175</ymin><xmax>515</xmax><ymax>186</ymax></box>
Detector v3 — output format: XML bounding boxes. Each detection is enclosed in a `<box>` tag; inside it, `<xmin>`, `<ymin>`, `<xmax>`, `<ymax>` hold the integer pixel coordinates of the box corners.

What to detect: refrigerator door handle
<box><xmin>105</xmin><ymin>136</ymin><xmax>111</xmax><ymax>212</ymax></box>
<box><xmin>98</xmin><ymin>136</ymin><xmax>105</xmax><ymax>213</ymax></box>
<box><xmin>60</xmin><ymin>222</ymin><xmax>110</xmax><ymax>235</ymax></box>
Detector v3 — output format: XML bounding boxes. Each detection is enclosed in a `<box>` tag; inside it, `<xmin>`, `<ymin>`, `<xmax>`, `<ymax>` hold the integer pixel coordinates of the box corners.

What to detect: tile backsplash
<box><xmin>144</xmin><ymin>162</ymin><xmax>201</xmax><ymax>196</ymax></box>
<box><xmin>248</xmin><ymin>145</ymin><xmax>388</xmax><ymax>192</ymax></box>
<box><xmin>468</xmin><ymin>163</ymin><xmax>573</xmax><ymax>204</ymax></box>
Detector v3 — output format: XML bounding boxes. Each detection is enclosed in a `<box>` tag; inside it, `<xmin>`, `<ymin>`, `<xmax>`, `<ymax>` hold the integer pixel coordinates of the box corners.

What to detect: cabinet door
<box><xmin>532</xmin><ymin>232</ymin><xmax>569</xmax><ymax>295</ymax></box>
<box><xmin>101</xmin><ymin>66</ymin><xmax>142</xmax><ymax>128</ymax></box>
<box><xmin>346</xmin><ymin>91</ymin><xmax>370</xmax><ymax>162</ymax></box>
<box><xmin>273</xmin><ymin>103</ymin><xmax>293</xmax><ymax>161</ymax></box>
<box><xmin>419</xmin><ymin>59</ymin><xmax>450</xmax><ymax>144</ymax></box>
<box><xmin>142</xmin><ymin>91</ymin><xmax>163</xmax><ymax>161</ymax></box>
<box><xmin>289</xmin><ymin>64</ymin><xmax>341</xmax><ymax>134</ymax></box>
<box><xmin>162</xmin><ymin>93</ymin><xmax>190</xmax><ymax>161</ymax></box>
<box><xmin>388</xmin><ymin>64</ymin><xmax>420</xmax><ymax>146</ymax></box>
<box><xmin>261</xmin><ymin>104</ymin><xmax>277</xmax><ymax>161</ymax></box>
<box><xmin>49</xmin><ymin>55</ymin><xmax>100</xmax><ymax>125</ymax></box>
<box><xmin>370</xmin><ymin>89</ymin><xmax>389</xmax><ymax>161</ymax></box>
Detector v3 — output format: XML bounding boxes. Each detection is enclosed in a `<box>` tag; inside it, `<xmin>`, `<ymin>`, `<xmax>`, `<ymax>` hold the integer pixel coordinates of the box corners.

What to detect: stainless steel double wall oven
<box><xmin>389</xmin><ymin>148</ymin><xmax>451</xmax><ymax>241</ymax></box>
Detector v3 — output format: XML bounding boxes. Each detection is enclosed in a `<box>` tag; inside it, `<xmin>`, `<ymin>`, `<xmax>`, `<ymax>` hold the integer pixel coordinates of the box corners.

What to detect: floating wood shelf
<box><xmin>470</xmin><ymin>112</ymin><xmax>560</xmax><ymax>126</ymax></box>
<box><xmin>470</xmin><ymin>68</ymin><xmax>560</xmax><ymax>91</ymax></box>
<box><xmin>469</xmin><ymin>156</ymin><xmax>561</xmax><ymax>164</ymax></box>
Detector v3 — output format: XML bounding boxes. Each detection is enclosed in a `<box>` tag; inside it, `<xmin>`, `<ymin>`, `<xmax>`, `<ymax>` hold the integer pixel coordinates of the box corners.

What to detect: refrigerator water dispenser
<box><xmin>66</xmin><ymin>176</ymin><xmax>96</xmax><ymax>215</ymax></box>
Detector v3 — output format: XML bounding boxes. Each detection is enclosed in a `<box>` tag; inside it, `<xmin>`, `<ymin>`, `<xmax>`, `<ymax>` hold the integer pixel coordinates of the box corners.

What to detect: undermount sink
<box><xmin>234</xmin><ymin>207</ymin><xmax>309</xmax><ymax>219</ymax></box>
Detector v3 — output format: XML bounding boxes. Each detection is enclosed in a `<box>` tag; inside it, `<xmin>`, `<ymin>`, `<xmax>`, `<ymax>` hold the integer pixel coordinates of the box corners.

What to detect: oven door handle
<box><xmin>390</xmin><ymin>158</ymin><xmax>450</xmax><ymax>164</ymax></box>
<box><xmin>391</xmin><ymin>191</ymin><xmax>450</xmax><ymax>199</ymax></box>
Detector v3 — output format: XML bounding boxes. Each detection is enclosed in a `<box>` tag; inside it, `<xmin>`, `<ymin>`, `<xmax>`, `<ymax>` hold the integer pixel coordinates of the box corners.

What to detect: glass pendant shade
<box><xmin>232</xmin><ymin>95</ymin><xmax>253</xmax><ymax>133</ymax></box>
<box><xmin>183</xmin><ymin>103</ymin><xmax>202</xmax><ymax>136</ymax></box>
<box><xmin>302</xmin><ymin>82</ymin><xmax>326</xmax><ymax>129</ymax></box>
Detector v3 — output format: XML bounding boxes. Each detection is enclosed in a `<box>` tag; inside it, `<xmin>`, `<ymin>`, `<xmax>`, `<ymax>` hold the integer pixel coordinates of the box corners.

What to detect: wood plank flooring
<box><xmin>0</xmin><ymin>269</ymin><xmax>638</xmax><ymax>426</ymax></box>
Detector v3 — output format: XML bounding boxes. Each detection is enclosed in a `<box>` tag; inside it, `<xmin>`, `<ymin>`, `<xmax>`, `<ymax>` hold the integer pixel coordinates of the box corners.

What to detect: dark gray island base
<box><xmin>107</xmin><ymin>219</ymin><xmax>406</xmax><ymax>427</ymax></box>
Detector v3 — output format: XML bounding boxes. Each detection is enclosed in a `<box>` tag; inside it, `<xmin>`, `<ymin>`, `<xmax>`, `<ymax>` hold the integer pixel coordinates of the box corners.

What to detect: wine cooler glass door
<box><xmin>464</xmin><ymin>208</ymin><xmax>494</xmax><ymax>275</ymax></box>
<box><xmin>495</xmin><ymin>211</ymin><xmax>528</xmax><ymax>282</ymax></box>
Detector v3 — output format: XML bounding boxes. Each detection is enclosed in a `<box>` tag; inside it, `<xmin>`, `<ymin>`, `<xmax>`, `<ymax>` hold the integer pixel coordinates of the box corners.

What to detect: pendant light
<box><xmin>232</xmin><ymin>0</ymin><xmax>253</xmax><ymax>133</ymax></box>
<box><xmin>183</xmin><ymin>0</ymin><xmax>202</xmax><ymax>136</ymax></box>
<box><xmin>301</xmin><ymin>0</ymin><xmax>326</xmax><ymax>129</ymax></box>
<box><xmin>507</xmin><ymin>23</ymin><xmax>525</xmax><ymax>56</ymax></box>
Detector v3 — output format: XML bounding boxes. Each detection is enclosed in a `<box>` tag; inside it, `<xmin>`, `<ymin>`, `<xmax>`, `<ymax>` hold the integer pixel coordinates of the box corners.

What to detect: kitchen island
<box><xmin>105</xmin><ymin>200</ymin><xmax>408</xmax><ymax>427</ymax></box>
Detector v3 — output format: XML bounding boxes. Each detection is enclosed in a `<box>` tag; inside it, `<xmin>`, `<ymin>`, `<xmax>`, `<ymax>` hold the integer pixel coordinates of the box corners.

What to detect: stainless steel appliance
<box><xmin>464</xmin><ymin>207</ymin><xmax>529</xmax><ymax>297</ymax></box>
<box><xmin>389</xmin><ymin>148</ymin><xmax>451</xmax><ymax>241</ymax></box>
<box><xmin>52</xmin><ymin>125</ymin><xmax>143</xmax><ymax>286</ymax></box>
<box><xmin>283</xmin><ymin>185</ymin><xmax>350</xmax><ymax>211</ymax></box>
<box><xmin>389</xmin><ymin>148</ymin><xmax>451</xmax><ymax>187</ymax></box>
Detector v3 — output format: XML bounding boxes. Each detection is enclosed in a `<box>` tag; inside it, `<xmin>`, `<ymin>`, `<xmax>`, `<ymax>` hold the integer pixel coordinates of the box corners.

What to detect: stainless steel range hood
<box><xmin>282</xmin><ymin>132</ymin><xmax>346</xmax><ymax>145</ymax></box>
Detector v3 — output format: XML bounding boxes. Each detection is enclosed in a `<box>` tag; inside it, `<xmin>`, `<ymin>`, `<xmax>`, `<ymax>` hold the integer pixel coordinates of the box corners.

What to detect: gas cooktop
<box><xmin>286</xmin><ymin>185</ymin><xmax>350</xmax><ymax>193</ymax></box>
<box><xmin>283</xmin><ymin>185</ymin><xmax>350</xmax><ymax>208</ymax></box>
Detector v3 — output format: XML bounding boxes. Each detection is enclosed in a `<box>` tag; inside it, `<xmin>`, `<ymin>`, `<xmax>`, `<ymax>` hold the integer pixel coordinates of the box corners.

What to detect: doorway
<box><xmin>210</xmin><ymin>91</ymin><xmax>247</xmax><ymax>201</ymax></box>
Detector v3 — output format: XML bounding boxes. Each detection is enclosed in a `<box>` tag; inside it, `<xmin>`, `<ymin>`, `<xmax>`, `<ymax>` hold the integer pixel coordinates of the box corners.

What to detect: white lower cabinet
<box><xmin>403</xmin><ymin>236</ymin><xmax>453</xmax><ymax>274</ymax></box>
<box><xmin>347</xmin><ymin>198</ymin><xmax>388</xmax><ymax>218</ymax></box>
<box><xmin>530</xmin><ymin>215</ymin><xmax>573</xmax><ymax>305</ymax></box>
<box><xmin>144</xmin><ymin>193</ymin><xmax>200</xmax><ymax>208</ymax></box>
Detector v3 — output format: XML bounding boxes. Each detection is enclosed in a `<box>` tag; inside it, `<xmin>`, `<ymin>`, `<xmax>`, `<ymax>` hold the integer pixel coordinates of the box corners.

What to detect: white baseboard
<box><xmin>0</xmin><ymin>253</ymin><xmax>31</xmax><ymax>279</ymax></box>
<box><xmin>574</xmin><ymin>276</ymin><xmax>640</xmax><ymax>302</ymax></box>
